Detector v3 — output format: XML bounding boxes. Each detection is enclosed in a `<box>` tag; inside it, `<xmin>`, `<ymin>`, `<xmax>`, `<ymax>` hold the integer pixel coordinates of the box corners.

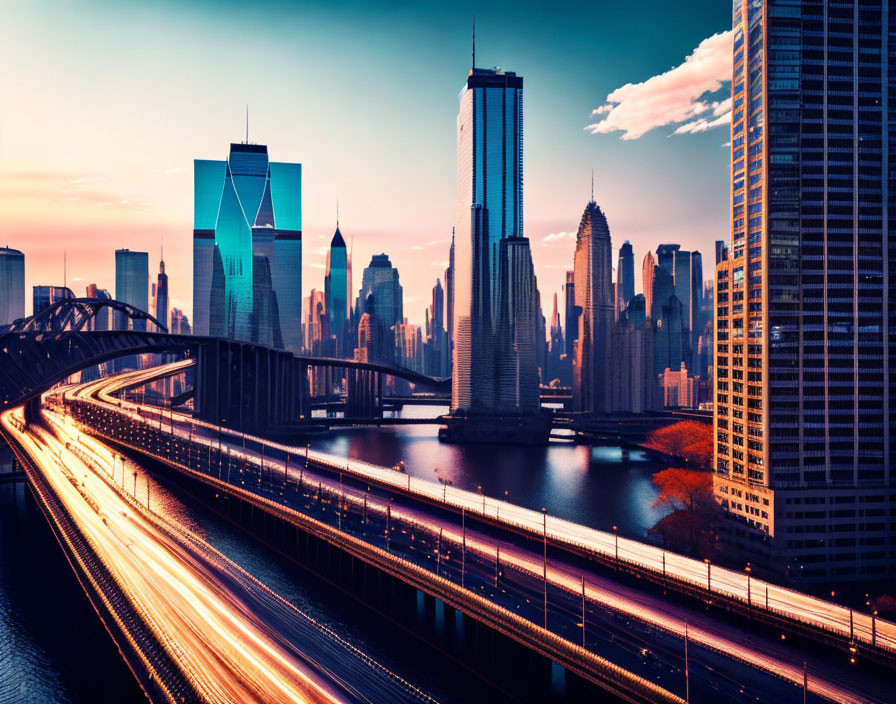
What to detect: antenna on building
<box><xmin>472</xmin><ymin>15</ymin><xmax>476</xmax><ymax>69</ymax></box>
<box><xmin>591</xmin><ymin>169</ymin><xmax>595</xmax><ymax>202</ymax></box>
<box><xmin>336</xmin><ymin>198</ymin><xmax>340</xmax><ymax>228</ymax></box>
<box><xmin>245</xmin><ymin>104</ymin><xmax>249</xmax><ymax>144</ymax></box>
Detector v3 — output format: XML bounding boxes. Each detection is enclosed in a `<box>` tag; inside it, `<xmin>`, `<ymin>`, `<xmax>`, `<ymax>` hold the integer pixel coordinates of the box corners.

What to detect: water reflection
<box><xmin>308</xmin><ymin>405</ymin><xmax>670</xmax><ymax>538</ymax></box>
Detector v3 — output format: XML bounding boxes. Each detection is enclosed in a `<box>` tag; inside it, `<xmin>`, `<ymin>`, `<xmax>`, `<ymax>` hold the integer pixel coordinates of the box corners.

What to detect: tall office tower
<box><xmin>325</xmin><ymin>226</ymin><xmax>349</xmax><ymax>356</ymax></box>
<box><xmin>611</xmin><ymin>294</ymin><xmax>658</xmax><ymax>413</ymax></box>
<box><xmin>655</xmin><ymin>244</ymin><xmax>680</xmax><ymax>277</ymax></box>
<box><xmin>690</xmin><ymin>250</ymin><xmax>704</xmax><ymax>344</ymax></box>
<box><xmin>193</xmin><ymin>142</ymin><xmax>301</xmax><ymax>351</ymax></box>
<box><xmin>395</xmin><ymin>321</ymin><xmax>424</xmax><ymax>374</ymax></box>
<box><xmin>452</xmin><ymin>64</ymin><xmax>524</xmax><ymax>412</ymax></box>
<box><xmin>496</xmin><ymin>237</ymin><xmax>540</xmax><ymax>413</ymax></box>
<box><xmin>535</xmin><ymin>286</ymin><xmax>547</xmax><ymax>384</ymax></box>
<box><xmin>425</xmin><ymin>278</ymin><xmax>450</xmax><ymax>377</ymax></box>
<box><xmin>714</xmin><ymin>0</ymin><xmax>896</xmax><ymax>582</ymax></box>
<box><xmin>359</xmin><ymin>254</ymin><xmax>403</xmax><ymax>331</ymax></box>
<box><xmin>641</xmin><ymin>251</ymin><xmax>656</xmax><ymax>318</ymax></box>
<box><xmin>655</xmin><ymin>294</ymin><xmax>685</xmax><ymax>377</ymax></box>
<box><xmin>445</xmin><ymin>228</ymin><xmax>455</xmax><ymax>350</ymax></box>
<box><xmin>114</xmin><ymin>249</ymin><xmax>149</xmax><ymax>330</ymax></box>
<box><xmin>572</xmin><ymin>198</ymin><xmax>614</xmax><ymax>413</ymax></box>
<box><xmin>32</xmin><ymin>286</ymin><xmax>74</xmax><ymax>316</ymax></box>
<box><xmin>650</xmin><ymin>266</ymin><xmax>674</xmax><ymax>328</ymax></box>
<box><xmin>303</xmin><ymin>289</ymin><xmax>329</xmax><ymax>355</ymax></box>
<box><xmin>0</xmin><ymin>247</ymin><xmax>25</xmax><ymax>326</ymax></box>
<box><xmin>615</xmin><ymin>240</ymin><xmax>635</xmax><ymax>318</ymax></box>
<box><xmin>155</xmin><ymin>257</ymin><xmax>169</xmax><ymax>330</ymax></box>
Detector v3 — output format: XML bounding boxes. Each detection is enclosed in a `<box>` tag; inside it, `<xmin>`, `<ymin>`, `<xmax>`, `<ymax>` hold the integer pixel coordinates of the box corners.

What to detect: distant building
<box><xmin>572</xmin><ymin>197</ymin><xmax>614</xmax><ymax>413</ymax></box>
<box><xmin>615</xmin><ymin>240</ymin><xmax>634</xmax><ymax>318</ymax></box>
<box><xmin>661</xmin><ymin>362</ymin><xmax>696</xmax><ymax>409</ymax></box>
<box><xmin>641</xmin><ymin>251</ymin><xmax>656</xmax><ymax>318</ymax></box>
<box><xmin>114</xmin><ymin>249</ymin><xmax>149</xmax><ymax>330</ymax></box>
<box><xmin>193</xmin><ymin>142</ymin><xmax>302</xmax><ymax>351</ymax></box>
<box><xmin>154</xmin><ymin>257</ymin><xmax>169</xmax><ymax>330</ymax></box>
<box><xmin>445</xmin><ymin>228</ymin><xmax>455</xmax><ymax>355</ymax></box>
<box><xmin>358</xmin><ymin>254</ymin><xmax>402</xmax><ymax>355</ymax></box>
<box><xmin>0</xmin><ymin>247</ymin><xmax>25</xmax><ymax>326</ymax></box>
<box><xmin>170</xmin><ymin>308</ymin><xmax>191</xmax><ymax>335</ymax></box>
<box><xmin>324</xmin><ymin>226</ymin><xmax>349</xmax><ymax>356</ymax></box>
<box><xmin>546</xmin><ymin>292</ymin><xmax>564</xmax><ymax>385</ymax></box>
<box><xmin>85</xmin><ymin>284</ymin><xmax>112</xmax><ymax>331</ymax></box>
<box><xmin>303</xmin><ymin>289</ymin><xmax>329</xmax><ymax>355</ymax></box>
<box><xmin>612</xmin><ymin>295</ymin><xmax>659</xmax><ymax>413</ymax></box>
<box><xmin>424</xmin><ymin>278</ymin><xmax>449</xmax><ymax>377</ymax></box>
<box><xmin>33</xmin><ymin>285</ymin><xmax>75</xmax><ymax>316</ymax></box>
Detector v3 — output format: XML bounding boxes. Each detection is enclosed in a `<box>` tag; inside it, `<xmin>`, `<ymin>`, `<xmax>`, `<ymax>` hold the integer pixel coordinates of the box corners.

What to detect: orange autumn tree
<box><xmin>644</xmin><ymin>421</ymin><xmax>713</xmax><ymax>468</ymax></box>
<box><xmin>648</xmin><ymin>467</ymin><xmax>719</xmax><ymax>558</ymax></box>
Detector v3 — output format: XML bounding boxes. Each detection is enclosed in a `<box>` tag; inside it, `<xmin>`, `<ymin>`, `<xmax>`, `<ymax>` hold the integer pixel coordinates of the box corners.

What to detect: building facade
<box><xmin>193</xmin><ymin>142</ymin><xmax>302</xmax><ymax>351</ymax></box>
<box><xmin>452</xmin><ymin>66</ymin><xmax>524</xmax><ymax>412</ymax></box>
<box><xmin>714</xmin><ymin>0</ymin><xmax>896</xmax><ymax>582</ymax></box>
<box><xmin>616</xmin><ymin>240</ymin><xmax>635</xmax><ymax>318</ymax></box>
<box><xmin>325</xmin><ymin>227</ymin><xmax>349</xmax><ymax>356</ymax></box>
<box><xmin>0</xmin><ymin>247</ymin><xmax>25</xmax><ymax>326</ymax></box>
<box><xmin>114</xmin><ymin>249</ymin><xmax>149</xmax><ymax>331</ymax></box>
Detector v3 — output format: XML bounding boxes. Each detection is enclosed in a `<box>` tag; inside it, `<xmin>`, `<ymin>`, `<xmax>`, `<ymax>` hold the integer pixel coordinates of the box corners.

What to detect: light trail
<box><xmin>2</xmin><ymin>403</ymin><xmax>434</xmax><ymax>704</ymax></box>
<box><xmin>58</xmin><ymin>362</ymin><xmax>895</xmax><ymax>703</ymax></box>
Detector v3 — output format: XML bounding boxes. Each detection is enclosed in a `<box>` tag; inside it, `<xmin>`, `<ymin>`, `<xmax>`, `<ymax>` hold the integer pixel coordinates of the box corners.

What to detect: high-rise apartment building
<box><xmin>572</xmin><ymin>198</ymin><xmax>614</xmax><ymax>413</ymax></box>
<box><xmin>714</xmin><ymin>0</ymin><xmax>895</xmax><ymax>582</ymax></box>
<box><xmin>616</xmin><ymin>240</ymin><xmax>635</xmax><ymax>318</ymax></box>
<box><xmin>0</xmin><ymin>247</ymin><xmax>25</xmax><ymax>326</ymax></box>
<box><xmin>193</xmin><ymin>143</ymin><xmax>302</xmax><ymax>351</ymax></box>
<box><xmin>452</xmin><ymin>65</ymin><xmax>524</xmax><ymax>412</ymax></box>
<box><xmin>325</xmin><ymin>226</ymin><xmax>349</xmax><ymax>356</ymax></box>
<box><xmin>642</xmin><ymin>251</ymin><xmax>656</xmax><ymax>318</ymax></box>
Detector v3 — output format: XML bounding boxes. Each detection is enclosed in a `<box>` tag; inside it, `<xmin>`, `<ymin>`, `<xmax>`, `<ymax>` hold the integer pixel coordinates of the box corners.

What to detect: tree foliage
<box><xmin>644</xmin><ymin>421</ymin><xmax>713</xmax><ymax>468</ymax></box>
<box><xmin>649</xmin><ymin>467</ymin><xmax>719</xmax><ymax>559</ymax></box>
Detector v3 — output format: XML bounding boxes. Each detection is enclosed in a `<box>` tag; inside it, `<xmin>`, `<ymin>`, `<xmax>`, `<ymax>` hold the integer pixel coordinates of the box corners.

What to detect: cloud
<box><xmin>541</xmin><ymin>231</ymin><xmax>576</xmax><ymax>247</ymax></box>
<box><xmin>586</xmin><ymin>30</ymin><xmax>734</xmax><ymax>140</ymax></box>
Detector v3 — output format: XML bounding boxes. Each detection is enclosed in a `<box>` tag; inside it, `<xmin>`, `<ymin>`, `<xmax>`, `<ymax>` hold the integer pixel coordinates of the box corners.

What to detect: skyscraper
<box><xmin>572</xmin><ymin>197</ymin><xmax>614</xmax><ymax>413</ymax></box>
<box><xmin>615</xmin><ymin>240</ymin><xmax>635</xmax><ymax>318</ymax></box>
<box><xmin>193</xmin><ymin>142</ymin><xmax>302</xmax><ymax>351</ymax></box>
<box><xmin>325</xmin><ymin>226</ymin><xmax>349</xmax><ymax>356</ymax></box>
<box><xmin>714</xmin><ymin>0</ymin><xmax>895</xmax><ymax>582</ymax></box>
<box><xmin>641</xmin><ymin>251</ymin><xmax>656</xmax><ymax>318</ymax></box>
<box><xmin>85</xmin><ymin>284</ymin><xmax>112</xmax><ymax>331</ymax></box>
<box><xmin>0</xmin><ymin>247</ymin><xmax>25</xmax><ymax>326</ymax></box>
<box><xmin>445</xmin><ymin>228</ymin><xmax>455</xmax><ymax>353</ymax></box>
<box><xmin>359</xmin><ymin>254</ymin><xmax>402</xmax><ymax>329</ymax></box>
<box><xmin>115</xmin><ymin>249</ymin><xmax>148</xmax><ymax>332</ymax></box>
<box><xmin>452</xmin><ymin>65</ymin><xmax>524</xmax><ymax>412</ymax></box>
<box><xmin>496</xmin><ymin>237</ymin><xmax>540</xmax><ymax>413</ymax></box>
<box><xmin>155</xmin><ymin>256</ymin><xmax>169</xmax><ymax>330</ymax></box>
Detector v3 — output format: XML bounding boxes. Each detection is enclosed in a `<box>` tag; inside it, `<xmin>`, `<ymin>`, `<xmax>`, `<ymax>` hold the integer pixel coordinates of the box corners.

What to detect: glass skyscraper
<box><xmin>359</xmin><ymin>254</ymin><xmax>403</xmax><ymax>331</ymax></box>
<box><xmin>452</xmin><ymin>66</ymin><xmax>524</xmax><ymax>411</ymax></box>
<box><xmin>0</xmin><ymin>247</ymin><xmax>25</xmax><ymax>326</ymax></box>
<box><xmin>114</xmin><ymin>249</ymin><xmax>149</xmax><ymax>331</ymax></box>
<box><xmin>193</xmin><ymin>143</ymin><xmax>302</xmax><ymax>351</ymax></box>
<box><xmin>714</xmin><ymin>0</ymin><xmax>895</xmax><ymax>582</ymax></box>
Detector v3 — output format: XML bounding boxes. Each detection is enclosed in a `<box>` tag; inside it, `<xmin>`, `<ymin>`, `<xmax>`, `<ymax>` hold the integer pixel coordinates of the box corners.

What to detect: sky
<box><xmin>0</xmin><ymin>0</ymin><xmax>733</xmax><ymax>323</ymax></box>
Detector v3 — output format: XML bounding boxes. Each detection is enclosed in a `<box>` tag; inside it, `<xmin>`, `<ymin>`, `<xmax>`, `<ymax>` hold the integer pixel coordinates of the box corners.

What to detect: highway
<box><xmin>56</xmin><ymin>361</ymin><xmax>896</xmax><ymax>704</ymax></box>
<box><xmin>0</xmin><ymin>401</ymin><xmax>438</xmax><ymax>704</ymax></box>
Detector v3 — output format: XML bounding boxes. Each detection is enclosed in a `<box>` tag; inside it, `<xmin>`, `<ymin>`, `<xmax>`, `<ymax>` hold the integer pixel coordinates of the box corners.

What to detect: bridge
<box><xmin>0</xmin><ymin>298</ymin><xmax>449</xmax><ymax>432</ymax></box>
<box><xmin>30</xmin><ymin>360</ymin><xmax>895</xmax><ymax>704</ymax></box>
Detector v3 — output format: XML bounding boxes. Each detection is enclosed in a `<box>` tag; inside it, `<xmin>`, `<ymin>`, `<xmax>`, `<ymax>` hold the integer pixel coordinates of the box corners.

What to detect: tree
<box><xmin>649</xmin><ymin>467</ymin><xmax>719</xmax><ymax>559</ymax></box>
<box><xmin>644</xmin><ymin>421</ymin><xmax>713</xmax><ymax>468</ymax></box>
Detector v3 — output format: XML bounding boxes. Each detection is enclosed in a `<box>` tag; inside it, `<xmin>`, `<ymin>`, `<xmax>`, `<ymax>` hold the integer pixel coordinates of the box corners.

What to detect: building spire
<box><xmin>472</xmin><ymin>15</ymin><xmax>476</xmax><ymax>69</ymax></box>
<box><xmin>591</xmin><ymin>169</ymin><xmax>594</xmax><ymax>202</ymax></box>
<box><xmin>336</xmin><ymin>198</ymin><xmax>340</xmax><ymax>228</ymax></box>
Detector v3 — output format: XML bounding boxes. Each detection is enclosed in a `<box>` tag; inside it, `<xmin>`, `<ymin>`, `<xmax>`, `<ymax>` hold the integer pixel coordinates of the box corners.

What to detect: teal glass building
<box><xmin>324</xmin><ymin>226</ymin><xmax>348</xmax><ymax>356</ymax></box>
<box><xmin>193</xmin><ymin>143</ymin><xmax>302</xmax><ymax>352</ymax></box>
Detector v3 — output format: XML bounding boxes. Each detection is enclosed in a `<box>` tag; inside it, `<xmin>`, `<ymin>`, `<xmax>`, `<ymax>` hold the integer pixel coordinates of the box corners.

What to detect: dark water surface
<box><xmin>0</xmin><ymin>414</ymin><xmax>672</xmax><ymax>703</ymax></box>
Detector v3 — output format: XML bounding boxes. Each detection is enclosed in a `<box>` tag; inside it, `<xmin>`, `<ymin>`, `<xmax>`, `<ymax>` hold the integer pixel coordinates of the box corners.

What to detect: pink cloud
<box><xmin>586</xmin><ymin>30</ymin><xmax>734</xmax><ymax>140</ymax></box>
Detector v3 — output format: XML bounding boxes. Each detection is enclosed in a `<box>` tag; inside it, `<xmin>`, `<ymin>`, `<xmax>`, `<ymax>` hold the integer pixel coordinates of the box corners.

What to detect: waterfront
<box><xmin>0</xmin><ymin>417</ymin><xmax>673</xmax><ymax>703</ymax></box>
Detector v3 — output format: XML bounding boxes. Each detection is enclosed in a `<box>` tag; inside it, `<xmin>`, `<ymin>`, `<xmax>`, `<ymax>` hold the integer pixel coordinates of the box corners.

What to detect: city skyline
<box><xmin>1</xmin><ymin>0</ymin><xmax>731</xmax><ymax>323</ymax></box>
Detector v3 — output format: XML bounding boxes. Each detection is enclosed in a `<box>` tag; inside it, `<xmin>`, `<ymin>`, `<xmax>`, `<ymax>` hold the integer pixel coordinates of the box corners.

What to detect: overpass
<box><xmin>46</xmin><ymin>362</ymin><xmax>896</xmax><ymax>704</ymax></box>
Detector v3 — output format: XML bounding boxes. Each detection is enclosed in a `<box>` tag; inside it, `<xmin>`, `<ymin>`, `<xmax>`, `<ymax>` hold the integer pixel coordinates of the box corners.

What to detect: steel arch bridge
<box><xmin>0</xmin><ymin>298</ymin><xmax>450</xmax><ymax>424</ymax></box>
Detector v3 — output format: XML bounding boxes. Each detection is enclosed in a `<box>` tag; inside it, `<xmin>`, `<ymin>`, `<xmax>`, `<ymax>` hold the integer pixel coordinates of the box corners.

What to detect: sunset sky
<box><xmin>1</xmin><ymin>0</ymin><xmax>732</xmax><ymax>322</ymax></box>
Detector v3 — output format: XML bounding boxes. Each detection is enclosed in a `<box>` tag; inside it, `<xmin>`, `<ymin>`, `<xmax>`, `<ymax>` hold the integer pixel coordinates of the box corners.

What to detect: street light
<box><xmin>704</xmin><ymin>558</ymin><xmax>712</xmax><ymax>594</ymax></box>
<box><xmin>477</xmin><ymin>485</ymin><xmax>485</xmax><ymax>514</ymax></box>
<box><xmin>613</xmin><ymin>525</ymin><xmax>619</xmax><ymax>569</ymax></box>
<box><xmin>745</xmin><ymin>563</ymin><xmax>752</xmax><ymax>609</ymax></box>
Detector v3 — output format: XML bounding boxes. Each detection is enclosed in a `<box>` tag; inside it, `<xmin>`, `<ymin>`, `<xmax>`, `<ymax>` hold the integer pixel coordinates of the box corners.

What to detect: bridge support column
<box><xmin>23</xmin><ymin>397</ymin><xmax>41</xmax><ymax>426</ymax></box>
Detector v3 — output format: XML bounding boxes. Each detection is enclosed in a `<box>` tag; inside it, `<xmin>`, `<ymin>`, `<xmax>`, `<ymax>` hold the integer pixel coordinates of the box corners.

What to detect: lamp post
<box><xmin>542</xmin><ymin>508</ymin><xmax>548</xmax><ymax>629</ymax></box>
<box><xmin>745</xmin><ymin>563</ymin><xmax>752</xmax><ymax>609</ymax></box>
<box><xmin>613</xmin><ymin>525</ymin><xmax>619</xmax><ymax>569</ymax></box>
<box><xmin>704</xmin><ymin>558</ymin><xmax>712</xmax><ymax>595</ymax></box>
